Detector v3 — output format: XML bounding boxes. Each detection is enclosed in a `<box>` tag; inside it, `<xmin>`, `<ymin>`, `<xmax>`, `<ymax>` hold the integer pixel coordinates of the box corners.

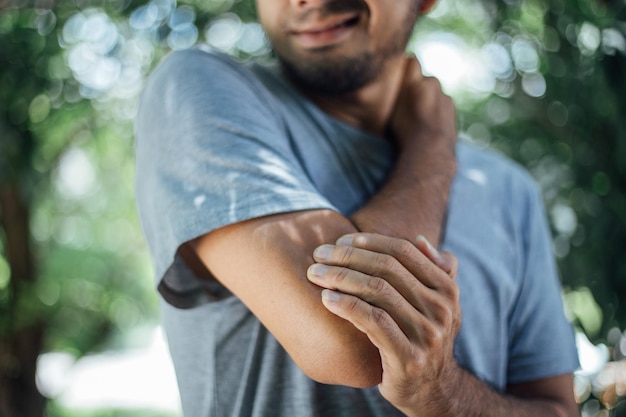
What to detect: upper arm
<box><xmin>189</xmin><ymin>209</ymin><xmax>383</xmax><ymax>387</ymax></box>
<box><xmin>507</xmin><ymin>374</ymin><xmax>579</xmax><ymax>417</ymax></box>
<box><xmin>136</xmin><ymin>50</ymin><xmax>341</xmax><ymax>294</ymax></box>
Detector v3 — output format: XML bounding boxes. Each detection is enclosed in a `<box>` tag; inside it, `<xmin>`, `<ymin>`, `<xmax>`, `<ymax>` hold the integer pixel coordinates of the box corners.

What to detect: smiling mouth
<box><xmin>298</xmin><ymin>16</ymin><xmax>360</xmax><ymax>35</ymax></box>
<box><xmin>292</xmin><ymin>15</ymin><xmax>361</xmax><ymax>49</ymax></box>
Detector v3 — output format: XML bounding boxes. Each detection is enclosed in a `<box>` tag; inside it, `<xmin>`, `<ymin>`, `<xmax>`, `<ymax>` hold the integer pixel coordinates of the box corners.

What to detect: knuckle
<box><xmin>425</xmin><ymin>296</ymin><xmax>457</xmax><ymax>329</ymax></box>
<box><xmin>379</xmin><ymin>253</ymin><xmax>398</xmax><ymax>273</ymax></box>
<box><xmin>368</xmin><ymin>306</ymin><xmax>390</xmax><ymax>328</ymax></box>
<box><xmin>405</xmin><ymin>278</ymin><xmax>424</xmax><ymax>299</ymax></box>
<box><xmin>338</xmin><ymin>245</ymin><xmax>354</xmax><ymax>264</ymax></box>
<box><xmin>352</xmin><ymin>233</ymin><xmax>370</xmax><ymax>247</ymax></box>
<box><xmin>450</xmin><ymin>313</ymin><xmax>461</xmax><ymax>333</ymax></box>
<box><xmin>344</xmin><ymin>295</ymin><xmax>361</xmax><ymax>314</ymax></box>
<box><xmin>393</xmin><ymin>239</ymin><xmax>415</xmax><ymax>261</ymax></box>
<box><xmin>332</xmin><ymin>267</ymin><xmax>350</xmax><ymax>286</ymax></box>
<box><xmin>425</xmin><ymin>323</ymin><xmax>445</xmax><ymax>346</ymax></box>
<box><xmin>365</xmin><ymin>275</ymin><xmax>388</xmax><ymax>297</ymax></box>
<box><xmin>431</xmin><ymin>299</ymin><xmax>451</xmax><ymax>325</ymax></box>
<box><xmin>441</xmin><ymin>309</ymin><xmax>455</xmax><ymax>331</ymax></box>
<box><xmin>439</xmin><ymin>278</ymin><xmax>460</xmax><ymax>301</ymax></box>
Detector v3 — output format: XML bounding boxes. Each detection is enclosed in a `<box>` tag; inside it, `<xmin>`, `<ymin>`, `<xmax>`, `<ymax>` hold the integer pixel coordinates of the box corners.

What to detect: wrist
<box><xmin>401</xmin><ymin>361</ymin><xmax>463</xmax><ymax>417</ymax></box>
<box><xmin>394</xmin><ymin>152</ymin><xmax>457</xmax><ymax>189</ymax></box>
<box><xmin>395</xmin><ymin>138</ymin><xmax>456</xmax><ymax>178</ymax></box>
<box><xmin>395</xmin><ymin>129</ymin><xmax>456</xmax><ymax>153</ymax></box>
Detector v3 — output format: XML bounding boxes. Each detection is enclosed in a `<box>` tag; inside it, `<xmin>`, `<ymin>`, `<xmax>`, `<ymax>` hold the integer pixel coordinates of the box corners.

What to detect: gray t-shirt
<box><xmin>135</xmin><ymin>46</ymin><xmax>579</xmax><ymax>417</ymax></box>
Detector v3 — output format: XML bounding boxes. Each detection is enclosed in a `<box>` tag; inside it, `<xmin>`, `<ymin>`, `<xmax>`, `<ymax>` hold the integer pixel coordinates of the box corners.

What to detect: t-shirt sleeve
<box><xmin>506</xmin><ymin>181</ymin><xmax>579</xmax><ymax>383</ymax></box>
<box><xmin>135</xmin><ymin>48</ymin><xmax>336</xmax><ymax>308</ymax></box>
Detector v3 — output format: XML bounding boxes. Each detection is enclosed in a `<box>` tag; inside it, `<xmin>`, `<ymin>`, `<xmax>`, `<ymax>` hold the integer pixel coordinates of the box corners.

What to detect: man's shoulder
<box><xmin>144</xmin><ymin>46</ymin><xmax>275</xmax><ymax>104</ymax></box>
<box><xmin>153</xmin><ymin>45</ymin><xmax>248</xmax><ymax>80</ymax></box>
<box><xmin>138</xmin><ymin>46</ymin><xmax>284</xmax><ymax>132</ymax></box>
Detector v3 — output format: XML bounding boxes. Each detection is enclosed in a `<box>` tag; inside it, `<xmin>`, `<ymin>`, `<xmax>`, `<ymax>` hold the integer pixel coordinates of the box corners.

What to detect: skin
<box><xmin>187</xmin><ymin>0</ymin><xmax>580</xmax><ymax>415</ymax></box>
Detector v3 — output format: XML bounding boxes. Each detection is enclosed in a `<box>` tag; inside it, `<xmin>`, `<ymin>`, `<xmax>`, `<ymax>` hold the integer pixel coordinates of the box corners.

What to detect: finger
<box><xmin>413</xmin><ymin>234</ymin><xmax>458</xmax><ymax>280</ymax></box>
<box><xmin>440</xmin><ymin>252</ymin><xmax>458</xmax><ymax>280</ymax></box>
<box><xmin>320</xmin><ymin>289</ymin><xmax>418</xmax><ymax>369</ymax></box>
<box><xmin>404</xmin><ymin>57</ymin><xmax>447</xmax><ymax>101</ymax></box>
<box><xmin>307</xmin><ymin>263</ymin><xmax>429</xmax><ymax>339</ymax></box>
<box><xmin>415</xmin><ymin>235</ymin><xmax>454</xmax><ymax>275</ymax></box>
<box><xmin>314</xmin><ymin>242</ymin><xmax>410</xmax><ymax>279</ymax></box>
<box><xmin>321</xmin><ymin>289</ymin><xmax>454</xmax><ymax>410</ymax></box>
<box><xmin>312</xmin><ymin>243</ymin><xmax>436</xmax><ymax>313</ymax></box>
<box><xmin>333</xmin><ymin>234</ymin><xmax>451</xmax><ymax>292</ymax></box>
<box><xmin>314</xmin><ymin>237</ymin><xmax>460</xmax><ymax>325</ymax></box>
<box><xmin>404</xmin><ymin>55</ymin><xmax>424</xmax><ymax>82</ymax></box>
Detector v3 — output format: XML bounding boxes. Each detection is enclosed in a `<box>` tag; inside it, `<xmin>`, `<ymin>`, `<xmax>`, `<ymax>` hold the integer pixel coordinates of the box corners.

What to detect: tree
<box><xmin>1</xmin><ymin>3</ymin><xmax>64</xmax><ymax>415</ymax></box>
<box><xmin>0</xmin><ymin>1</ymin><xmax>157</xmax><ymax>415</ymax></box>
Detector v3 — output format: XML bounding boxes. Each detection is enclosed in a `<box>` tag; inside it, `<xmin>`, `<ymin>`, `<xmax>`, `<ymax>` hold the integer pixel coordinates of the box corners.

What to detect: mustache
<box><xmin>293</xmin><ymin>0</ymin><xmax>368</xmax><ymax>22</ymax></box>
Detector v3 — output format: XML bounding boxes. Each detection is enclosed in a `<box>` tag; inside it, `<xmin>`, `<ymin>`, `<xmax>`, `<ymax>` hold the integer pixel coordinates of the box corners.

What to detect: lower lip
<box><xmin>293</xmin><ymin>23</ymin><xmax>356</xmax><ymax>49</ymax></box>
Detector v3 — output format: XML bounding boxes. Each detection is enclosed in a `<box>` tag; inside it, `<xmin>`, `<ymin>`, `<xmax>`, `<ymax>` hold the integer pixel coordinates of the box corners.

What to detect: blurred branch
<box><xmin>0</xmin><ymin>182</ymin><xmax>45</xmax><ymax>417</ymax></box>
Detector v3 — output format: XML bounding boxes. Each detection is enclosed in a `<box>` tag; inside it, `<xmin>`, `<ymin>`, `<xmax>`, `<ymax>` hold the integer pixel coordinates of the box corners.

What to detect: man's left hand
<box><xmin>306</xmin><ymin>233</ymin><xmax>461</xmax><ymax>415</ymax></box>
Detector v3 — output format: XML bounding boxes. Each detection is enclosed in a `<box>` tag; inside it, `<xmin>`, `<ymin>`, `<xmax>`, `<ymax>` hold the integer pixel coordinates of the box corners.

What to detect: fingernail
<box><xmin>314</xmin><ymin>245</ymin><xmax>334</xmax><ymax>260</ymax></box>
<box><xmin>321</xmin><ymin>289</ymin><xmax>341</xmax><ymax>302</ymax></box>
<box><xmin>416</xmin><ymin>235</ymin><xmax>440</xmax><ymax>258</ymax></box>
<box><xmin>336</xmin><ymin>235</ymin><xmax>353</xmax><ymax>246</ymax></box>
<box><xmin>308</xmin><ymin>263</ymin><xmax>329</xmax><ymax>278</ymax></box>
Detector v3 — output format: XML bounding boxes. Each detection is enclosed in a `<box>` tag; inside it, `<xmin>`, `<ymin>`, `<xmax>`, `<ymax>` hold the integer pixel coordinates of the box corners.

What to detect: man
<box><xmin>135</xmin><ymin>0</ymin><xmax>580</xmax><ymax>415</ymax></box>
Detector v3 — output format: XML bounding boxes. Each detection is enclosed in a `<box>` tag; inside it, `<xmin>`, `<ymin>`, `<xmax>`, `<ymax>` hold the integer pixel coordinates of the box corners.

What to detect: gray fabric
<box><xmin>135</xmin><ymin>46</ymin><xmax>579</xmax><ymax>417</ymax></box>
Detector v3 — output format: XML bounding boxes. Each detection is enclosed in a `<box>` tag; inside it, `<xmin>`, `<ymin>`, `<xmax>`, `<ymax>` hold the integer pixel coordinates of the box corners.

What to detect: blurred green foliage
<box><xmin>46</xmin><ymin>401</ymin><xmax>179</xmax><ymax>417</ymax></box>
<box><xmin>1</xmin><ymin>0</ymin><xmax>625</xmax><ymax>415</ymax></box>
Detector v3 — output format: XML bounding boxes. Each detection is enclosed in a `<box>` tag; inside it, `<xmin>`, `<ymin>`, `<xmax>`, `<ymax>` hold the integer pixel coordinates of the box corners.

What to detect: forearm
<box><xmin>403</xmin><ymin>365</ymin><xmax>575</xmax><ymax>417</ymax></box>
<box><xmin>350</xmin><ymin>58</ymin><xmax>457</xmax><ymax>245</ymax></box>
<box><xmin>350</xmin><ymin>141</ymin><xmax>455</xmax><ymax>245</ymax></box>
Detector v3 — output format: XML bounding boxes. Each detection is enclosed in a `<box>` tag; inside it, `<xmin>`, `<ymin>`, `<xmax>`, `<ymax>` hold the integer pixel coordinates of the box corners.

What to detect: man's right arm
<box><xmin>351</xmin><ymin>58</ymin><xmax>456</xmax><ymax>245</ymax></box>
<box><xmin>188</xmin><ymin>57</ymin><xmax>456</xmax><ymax>388</ymax></box>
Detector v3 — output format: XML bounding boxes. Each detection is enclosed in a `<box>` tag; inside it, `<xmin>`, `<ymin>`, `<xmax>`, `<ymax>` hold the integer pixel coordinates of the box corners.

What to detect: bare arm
<box><xmin>351</xmin><ymin>58</ymin><xmax>456</xmax><ymax>245</ymax></box>
<box><xmin>188</xmin><ymin>57</ymin><xmax>455</xmax><ymax>387</ymax></box>
<box><xmin>190</xmin><ymin>210</ymin><xmax>378</xmax><ymax>385</ymax></box>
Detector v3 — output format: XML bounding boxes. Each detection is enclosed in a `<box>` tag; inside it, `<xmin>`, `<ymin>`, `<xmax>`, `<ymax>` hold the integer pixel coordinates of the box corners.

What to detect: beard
<box><xmin>272</xmin><ymin>1</ymin><xmax>421</xmax><ymax>95</ymax></box>
<box><xmin>277</xmin><ymin>49</ymin><xmax>379</xmax><ymax>95</ymax></box>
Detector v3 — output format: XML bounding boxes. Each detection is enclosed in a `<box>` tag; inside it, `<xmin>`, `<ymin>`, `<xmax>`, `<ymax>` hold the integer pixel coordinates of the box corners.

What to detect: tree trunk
<box><xmin>0</xmin><ymin>183</ymin><xmax>45</xmax><ymax>417</ymax></box>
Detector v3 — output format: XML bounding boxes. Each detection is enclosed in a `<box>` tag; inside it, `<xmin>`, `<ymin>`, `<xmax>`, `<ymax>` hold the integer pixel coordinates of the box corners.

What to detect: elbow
<box><xmin>300</xmin><ymin>356</ymin><xmax>383</xmax><ymax>389</ymax></box>
<box><xmin>293</xmin><ymin>335</ymin><xmax>383</xmax><ymax>388</ymax></box>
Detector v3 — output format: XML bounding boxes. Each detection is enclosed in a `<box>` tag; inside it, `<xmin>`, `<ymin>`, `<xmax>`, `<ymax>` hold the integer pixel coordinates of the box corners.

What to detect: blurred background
<box><xmin>1</xmin><ymin>0</ymin><xmax>625</xmax><ymax>415</ymax></box>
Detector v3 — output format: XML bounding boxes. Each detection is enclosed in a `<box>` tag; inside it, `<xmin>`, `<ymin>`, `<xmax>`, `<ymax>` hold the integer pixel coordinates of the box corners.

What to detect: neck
<box><xmin>293</xmin><ymin>55</ymin><xmax>407</xmax><ymax>138</ymax></box>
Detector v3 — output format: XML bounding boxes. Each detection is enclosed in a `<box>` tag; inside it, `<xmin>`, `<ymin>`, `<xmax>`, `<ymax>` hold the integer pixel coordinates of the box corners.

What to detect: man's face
<box><xmin>256</xmin><ymin>0</ymin><xmax>421</xmax><ymax>95</ymax></box>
